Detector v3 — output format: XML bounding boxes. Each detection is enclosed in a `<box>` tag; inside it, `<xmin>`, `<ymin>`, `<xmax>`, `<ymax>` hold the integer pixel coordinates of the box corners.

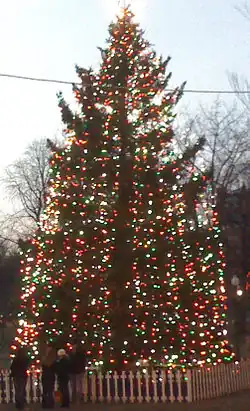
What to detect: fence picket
<box><xmin>168</xmin><ymin>370</ymin><xmax>175</xmax><ymax>403</ymax></box>
<box><xmin>186</xmin><ymin>369</ymin><xmax>192</xmax><ymax>402</ymax></box>
<box><xmin>192</xmin><ymin>368</ymin><xmax>197</xmax><ymax>401</ymax></box>
<box><xmin>128</xmin><ymin>371</ymin><xmax>134</xmax><ymax>403</ymax></box>
<box><xmin>151</xmin><ymin>370</ymin><xmax>157</xmax><ymax>403</ymax></box>
<box><xmin>121</xmin><ymin>371</ymin><xmax>126</xmax><ymax>403</ymax></box>
<box><xmin>90</xmin><ymin>373</ymin><xmax>96</xmax><ymax>402</ymax></box>
<box><xmin>176</xmin><ymin>370</ymin><xmax>183</xmax><ymax>402</ymax></box>
<box><xmin>144</xmin><ymin>372</ymin><xmax>150</xmax><ymax>403</ymax></box>
<box><xmin>113</xmin><ymin>371</ymin><xmax>119</xmax><ymax>403</ymax></box>
<box><xmin>214</xmin><ymin>365</ymin><xmax>220</xmax><ymax>397</ymax></box>
<box><xmin>97</xmin><ymin>372</ymin><xmax>104</xmax><ymax>402</ymax></box>
<box><xmin>83</xmin><ymin>373</ymin><xmax>88</xmax><ymax>403</ymax></box>
<box><xmin>32</xmin><ymin>371</ymin><xmax>38</xmax><ymax>402</ymax></box>
<box><xmin>136</xmin><ymin>371</ymin><xmax>143</xmax><ymax>403</ymax></box>
<box><xmin>160</xmin><ymin>370</ymin><xmax>167</xmax><ymax>403</ymax></box>
<box><xmin>4</xmin><ymin>371</ymin><xmax>10</xmax><ymax>405</ymax></box>
<box><xmin>105</xmin><ymin>372</ymin><xmax>111</xmax><ymax>403</ymax></box>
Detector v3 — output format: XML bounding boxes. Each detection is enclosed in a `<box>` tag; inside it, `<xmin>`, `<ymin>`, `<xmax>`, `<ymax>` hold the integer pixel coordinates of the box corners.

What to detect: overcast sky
<box><xmin>0</xmin><ymin>0</ymin><xmax>249</xmax><ymax>211</ymax></box>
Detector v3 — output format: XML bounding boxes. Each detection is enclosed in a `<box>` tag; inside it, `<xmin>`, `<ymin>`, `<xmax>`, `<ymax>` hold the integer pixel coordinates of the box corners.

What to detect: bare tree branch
<box><xmin>229</xmin><ymin>72</ymin><xmax>250</xmax><ymax>111</ymax></box>
<box><xmin>228</xmin><ymin>2</ymin><xmax>250</xmax><ymax>108</ymax></box>
<box><xmin>176</xmin><ymin>99</ymin><xmax>250</xmax><ymax>192</ymax></box>
<box><xmin>235</xmin><ymin>1</ymin><xmax>250</xmax><ymax>19</ymax></box>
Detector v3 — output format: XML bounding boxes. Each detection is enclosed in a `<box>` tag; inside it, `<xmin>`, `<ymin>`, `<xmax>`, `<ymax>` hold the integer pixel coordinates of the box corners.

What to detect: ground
<box><xmin>2</xmin><ymin>391</ymin><xmax>250</xmax><ymax>411</ymax></box>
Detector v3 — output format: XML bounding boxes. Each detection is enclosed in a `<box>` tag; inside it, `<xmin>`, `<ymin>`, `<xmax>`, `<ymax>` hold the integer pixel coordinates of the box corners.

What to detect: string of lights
<box><xmin>0</xmin><ymin>72</ymin><xmax>248</xmax><ymax>95</ymax></box>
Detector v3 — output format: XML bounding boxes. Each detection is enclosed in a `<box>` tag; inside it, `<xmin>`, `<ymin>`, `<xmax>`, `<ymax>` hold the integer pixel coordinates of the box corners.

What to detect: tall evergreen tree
<box><xmin>15</xmin><ymin>7</ymin><xmax>232</xmax><ymax>368</ymax></box>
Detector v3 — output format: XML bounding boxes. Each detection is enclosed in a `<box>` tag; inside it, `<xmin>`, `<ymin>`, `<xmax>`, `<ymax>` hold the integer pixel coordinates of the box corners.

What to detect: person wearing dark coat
<box><xmin>10</xmin><ymin>347</ymin><xmax>30</xmax><ymax>410</ymax></box>
<box><xmin>69</xmin><ymin>342</ymin><xmax>86</xmax><ymax>404</ymax></box>
<box><xmin>55</xmin><ymin>349</ymin><xmax>70</xmax><ymax>408</ymax></box>
<box><xmin>41</xmin><ymin>344</ymin><xmax>57</xmax><ymax>408</ymax></box>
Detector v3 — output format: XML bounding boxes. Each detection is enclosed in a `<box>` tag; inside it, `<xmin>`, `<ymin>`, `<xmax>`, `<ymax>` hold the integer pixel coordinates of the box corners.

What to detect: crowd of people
<box><xmin>10</xmin><ymin>341</ymin><xmax>86</xmax><ymax>409</ymax></box>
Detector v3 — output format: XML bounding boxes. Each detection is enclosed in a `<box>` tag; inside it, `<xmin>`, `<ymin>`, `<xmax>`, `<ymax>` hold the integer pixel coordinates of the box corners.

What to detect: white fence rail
<box><xmin>0</xmin><ymin>360</ymin><xmax>250</xmax><ymax>404</ymax></box>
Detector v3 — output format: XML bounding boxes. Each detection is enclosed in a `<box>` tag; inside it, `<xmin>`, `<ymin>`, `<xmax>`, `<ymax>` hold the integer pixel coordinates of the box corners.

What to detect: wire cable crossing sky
<box><xmin>0</xmin><ymin>72</ymin><xmax>248</xmax><ymax>94</ymax></box>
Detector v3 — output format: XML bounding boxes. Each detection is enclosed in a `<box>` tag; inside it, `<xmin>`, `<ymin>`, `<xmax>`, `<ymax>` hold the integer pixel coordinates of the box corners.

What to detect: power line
<box><xmin>0</xmin><ymin>72</ymin><xmax>249</xmax><ymax>95</ymax></box>
<box><xmin>0</xmin><ymin>73</ymin><xmax>74</xmax><ymax>86</ymax></box>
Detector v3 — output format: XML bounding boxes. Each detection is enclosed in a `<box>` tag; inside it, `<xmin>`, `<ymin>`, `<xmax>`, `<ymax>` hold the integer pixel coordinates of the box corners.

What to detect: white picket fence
<box><xmin>0</xmin><ymin>360</ymin><xmax>250</xmax><ymax>404</ymax></box>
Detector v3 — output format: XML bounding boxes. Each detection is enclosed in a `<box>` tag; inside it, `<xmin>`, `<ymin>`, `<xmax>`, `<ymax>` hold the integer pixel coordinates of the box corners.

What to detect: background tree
<box><xmin>228</xmin><ymin>2</ymin><xmax>250</xmax><ymax>110</ymax></box>
<box><xmin>175</xmin><ymin>99</ymin><xmax>250</xmax><ymax>194</ymax></box>
<box><xmin>16</xmin><ymin>7</ymin><xmax>232</xmax><ymax>369</ymax></box>
<box><xmin>1</xmin><ymin>137</ymin><xmax>60</xmax><ymax>241</ymax></box>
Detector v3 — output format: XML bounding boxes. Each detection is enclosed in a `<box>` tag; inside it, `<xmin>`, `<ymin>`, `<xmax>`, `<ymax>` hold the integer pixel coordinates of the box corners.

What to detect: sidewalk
<box><xmin>79</xmin><ymin>391</ymin><xmax>250</xmax><ymax>410</ymax></box>
<box><xmin>2</xmin><ymin>391</ymin><xmax>250</xmax><ymax>411</ymax></box>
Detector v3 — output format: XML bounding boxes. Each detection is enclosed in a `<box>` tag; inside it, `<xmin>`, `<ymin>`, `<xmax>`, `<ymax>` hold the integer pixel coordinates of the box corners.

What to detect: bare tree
<box><xmin>229</xmin><ymin>73</ymin><xmax>250</xmax><ymax>112</ymax></box>
<box><xmin>235</xmin><ymin>1</ymin><xmax>250</xmax><ymax>19</ymax></box>
<box><xmin>229</xmin><ymin>2</ymin><xmax>250</xmax><ymax>109</ymax></box>
<box><xmin>175</xmin><ymin>99</ymin><xmax>250</xmax><ymax>193</ymax></box>
<box><xmin>1</xmin><ymin>138</ymin><xmax>56</xmax><ymax>240</ymax></box>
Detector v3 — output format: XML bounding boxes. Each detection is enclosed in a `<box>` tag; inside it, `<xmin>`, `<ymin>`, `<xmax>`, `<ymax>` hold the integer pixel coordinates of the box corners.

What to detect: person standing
<box><xmin>41</xmin><ymin>344</ymin><xmax>56</xmax><ymax>408</ymax></box>
<box><xmin>55</xmin><ymin>349</ymin><xmax>70</xmax><ymax>408</ymax></box>
<box><xmin>10</xmin><ymin>347</ymin><xmax>30</xmax><ymax>410</ymax></box>
<box><xmin>69</xmin><ymin>341</ymin><xmax>86</xmax><ymax>404</ymax></box>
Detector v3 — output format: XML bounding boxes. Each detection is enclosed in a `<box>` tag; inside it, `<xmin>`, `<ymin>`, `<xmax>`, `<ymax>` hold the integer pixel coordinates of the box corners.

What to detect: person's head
<box><xmin>57</xmin><ymin>348</ymin><xmax>67</xmax><ymax>358</ymax></box>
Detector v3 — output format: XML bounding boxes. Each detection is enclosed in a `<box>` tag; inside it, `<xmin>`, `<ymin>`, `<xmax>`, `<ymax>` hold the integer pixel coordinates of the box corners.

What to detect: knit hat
<box><xmin>57</xmin><ymin>349</ymin><xmax>66</xmax><ymax>357</ymax></box>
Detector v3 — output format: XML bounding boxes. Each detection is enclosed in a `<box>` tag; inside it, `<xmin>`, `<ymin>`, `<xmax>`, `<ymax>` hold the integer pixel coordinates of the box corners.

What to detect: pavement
<box><xmin>1</xmin><ymin>391</ymin><xmax>250</xmax><ymax>411</ymax></box>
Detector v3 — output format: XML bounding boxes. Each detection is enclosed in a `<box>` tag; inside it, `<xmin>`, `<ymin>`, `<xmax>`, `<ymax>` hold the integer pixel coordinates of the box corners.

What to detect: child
<box><xmin>55</xmin><ymin>349</ymin><xmax>70</xmax><ymax>408</ymax></box>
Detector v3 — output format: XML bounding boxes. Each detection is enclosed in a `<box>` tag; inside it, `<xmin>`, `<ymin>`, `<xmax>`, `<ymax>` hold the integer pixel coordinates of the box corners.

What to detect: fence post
<box><xmin>186</xmin><ymin>369</ymin><xmax>192</xmax><ymax>403</ymax></box>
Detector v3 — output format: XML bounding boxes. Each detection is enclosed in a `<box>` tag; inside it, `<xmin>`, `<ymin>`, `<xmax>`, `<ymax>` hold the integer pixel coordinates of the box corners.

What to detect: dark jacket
<box><xmin>10</xmin><ymin>354</ymin><xmax>29</xmax><ymax>378</ymax></box>
<box><xmin>55</xmin><ymin>357</ymin><xmax>70</xmax><ymax>382</ymax></box>
<box><xmin>42</xmin><ymin>363</ymin><xmax>56</xmax><ymax>382</ymax></box>
<box><xmin>41</xmin><ymin>350</ymin><xmax>57</xmax><ymax>382</ymax></box>
<box><xmin>69</xmin><ymin>350</ymin><xmax>86</xmax><ymax>374</ymax></box>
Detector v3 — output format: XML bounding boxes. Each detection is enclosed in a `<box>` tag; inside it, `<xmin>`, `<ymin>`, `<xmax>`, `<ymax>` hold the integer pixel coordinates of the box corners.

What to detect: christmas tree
<box><xmin>14</xmin><ymin>7</ymin><xmax>232</xmax><ymax>368</ymax></box>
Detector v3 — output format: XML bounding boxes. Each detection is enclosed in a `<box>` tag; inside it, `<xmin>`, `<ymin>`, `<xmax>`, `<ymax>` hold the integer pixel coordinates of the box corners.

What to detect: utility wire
<box><xmin>0</xmin><ymin>72</ymin><xmax>249</xmax><ymax>95</ymax></box>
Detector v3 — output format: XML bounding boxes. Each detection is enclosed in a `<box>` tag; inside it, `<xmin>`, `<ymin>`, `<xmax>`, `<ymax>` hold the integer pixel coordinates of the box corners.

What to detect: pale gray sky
<box><xmin>0</xmin><ymin>0</ymin><xmax>249</xmax><ymax>211</ymax></box>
